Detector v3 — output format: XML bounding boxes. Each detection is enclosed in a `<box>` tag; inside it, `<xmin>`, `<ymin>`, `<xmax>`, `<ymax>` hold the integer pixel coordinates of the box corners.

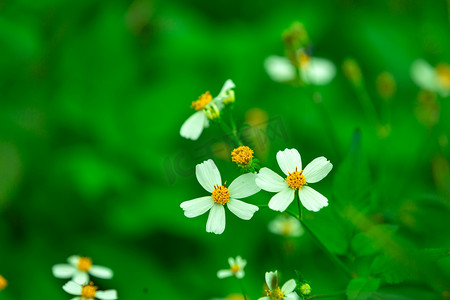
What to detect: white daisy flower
<box><xmin>52</xmin><ymin>256</ymin><xmax>113</xmax><ymax>284</ymax></box>
<box><xmin>258</xmin><ymin>271</ymin><xmax>299</xmax><ymax>300</ymax></box>
<box><xmin>217</xmin><ymin>256</ymin><xmax>247</xmax><ymax>279</ymax></box>
<box><xmin>180</xmin><ymin>79</ymin><xmax>235</xmax><ymax>140</ymax></box>
<box><xmin>411</xmin><ymin>59</ymin><xmax>450</xmax><ymax>97</ymax></box>
<box><xmin>264</xmin><ymin>53</ymin><xmax>335</xmax><ymax>86</ymax></box>
<box><xmin>180</xmin><ymin>159</ymin><xmax>260</xmax><ymax>234</ymax></box>
<box><xmin>268</xmin><ymin>214</ymin><xmax>304</xmax><ymax>237</ymax></box>
<box><xmin>256</xmin><ymin>148</ymin><xmax>332</xmax><ymax>212</ymax></box>
<box><xmin>63</xmin><ymin>281</ymin><xmax>117</xmax><ymax>300</ymax></box>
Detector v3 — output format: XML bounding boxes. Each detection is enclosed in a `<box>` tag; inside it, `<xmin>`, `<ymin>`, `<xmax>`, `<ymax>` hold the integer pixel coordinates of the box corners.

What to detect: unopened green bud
<box><xmin>282</xmin><ymin>22</ymin><xmax>310</xmax><ymax>50</ymax></box>
<box><xmin>204</xmin><ymin>103</ymin><xmax>220</xmax><ymax>120</ymax></box>
<box><xmin>343</xmin><ymin>58</ymin><xmax>362</xmax><ymax>85</ymax></box>
<box><xmin>300</xmin><ymin>283</ymin><xmax>311</xmax><ymax>295</ymax></box>
<box><xmin>376</xmin><ymin>72</ymin><xmax>396</xmax><ymax>100</ymax></box>
<box><xmin>223</xmin><ymin>90</ymin><xmax>235</xmax><ymax>105</ymax></box>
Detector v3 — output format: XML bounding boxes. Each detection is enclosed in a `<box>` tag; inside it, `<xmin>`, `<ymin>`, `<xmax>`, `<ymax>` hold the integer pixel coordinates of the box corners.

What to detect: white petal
<box><xmin>256</xmin><ymin>168</ymin><xmax>287</xmax><ymax>193</ymax></box>
<box><xmin>236</xmin><ymin>256</ymin><xmax>247</xmax><ymax>268</ymax></box>
<box><xmin>411</xmin><ymin>59</ymin><xmax>438</xmax><ymax>91</ymax></box>
<box><xmin>264</xmin><ymin>55</ymin><xmax>296</xmax><ymax>82</ymax></box>
<box><xmin>95</xmin><ymin>290</ymin><xmax>118</xmax><ymax>300</ymax></box>
<box><xmin>284</xmin><ymin>292</ymin><xmax>300</xmax><ymax>300</ymax></box>
<box><xmin>72</xmin><ymin>270</ymin><xmax>89</xmax><ymax>285</ymax></box>
<box><xmin>71</xmin><ymin>297</ymin><xmax>81</xmax><ymax>300</ymax></box>
<box><xmin>258</xmin><ymin>297</ymin><xmax>270</xmax><ymax>300</ymax></box>
<box><xmin>67</xmin><ymin>255</ymin><xmax>80</xmax><ymax>266</ymax></box>
<box><xmin>180</xmin><ymin>196</ymin><xmax>213</xmax><ymax>218</ymax></box>
<box><xmin>298</xmin><ymin>186</ymin><xmax>328</xmax><ymax>212</ymax></box>
<box><xmin>216</xmin><ymin>79</ymin><xmax>235</xmax><ymax>98</ymax></box>
<box><xmin>89</xmin><ymin>265</ymin><xmax>113</xmax><ymax>279</ymax></box>
<box><xmin>196</xmin><ymin>159</ymin><xmax>221</xmax><ymax>193</ymax></box>
<box><xmin>180</xmin><ymin>111</ymin><xmax>208</xmax><ymax>141</ymax></box>
<box><xmin>265</xmin><ymin>271</ymin><xmax>278</xmax><ymax>290</ymax></box>
<box><xmin>276</xmin><ymin>149</ymin><xmax>302</xmax><ymax>176</ymax></box>
<box><xmin>206</xmin><ymin>203</ymin><xmax>226</xmax><ymax>234</ymax></box>
<box><xmin>235</xmin><ymin>270</ymin><xmax>245</xmax><ymax>279</ymax></box>
<box><xmin>301</xmin><ymin>57</ymin><xmax>336</xmax><ymax>85</ymax></box>
<box><xmin>217</xmin><ymin>269</ymin><xmax>233</xmax><ymax>279</ymax></box>
<box><xmin>228</xmin><ymin>173</ymin><xmax>261</xmax><ymax>199</ymax></box>
<box><xmin>52</xmin><ymin>264</ymin><xmax>76</xmax><ymax>278</ymax></box>
<box><xmin>281</xmin><ymin>279</ymin><xmax>296</xmax><ymax>294</ymax></box>
<box><xmin>303</xmin><ymin>157</ymin><xmax>332</xmax><ymax>183</ymax></box>
<box><xmin>228</xmin><ymin>257</ymin><xmax>235</xmax><ymax>266</ymax></box>
<box><xmin>227</xmin><ymin>198</ymin><xmax>259</xmax><ymax>220</ymax></box>
<box><xmin>63</xmin><ymin>281</ymin><xmax>82</xmax><ymax>295</ymax></box>
<box><xmin>268</xmin><ymin>188</ymin><xmax>295</xmax><ymax>212</ymax></box>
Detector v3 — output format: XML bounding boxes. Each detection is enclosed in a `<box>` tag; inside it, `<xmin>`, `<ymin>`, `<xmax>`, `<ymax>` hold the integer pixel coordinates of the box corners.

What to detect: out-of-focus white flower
<box><xmin>256</xmin><ymin>148</ymin><xmax>332</xmax><ymax>212</ymax></box>
<box><xmin>268</xmin><ymin>214</ymin><xmax>304</xmax><ymax>237</ymax></box>
<box><xmin>411</xmin><ymin>59</ymin><xmax>450</xmax><ymax>97</ymax></box>
<box><xmin>217</xmin><ymin>256</ymin><xmax>247</xmax><ymax>279</ymax></box>
<box><xmin>52</xmin><ymin>256</ymin><xmax>113</xmax><ymax>284</ymax></box>
<box><xmin>180</xmin><ymin>159</ymin><xmax>260</xmax><ymax>234</ymax></box>
<box><xmin>258</xmin><ymin>271</ymin><xmax>299</xmax><ymax>300</ymax></box>
<box><xmin>264</xmin><ymin>56</ymin><xmax>297</xmax><ymax>82</ymax></box>
<box><xmin>63</xmin><ymin>281</ymin><xmax>117</xmax><ymax>300</ymax></box>
<box><xmin>180</xmin><ymin>79</ymin><xmax>235</xmax><ymax>140</ymax></box>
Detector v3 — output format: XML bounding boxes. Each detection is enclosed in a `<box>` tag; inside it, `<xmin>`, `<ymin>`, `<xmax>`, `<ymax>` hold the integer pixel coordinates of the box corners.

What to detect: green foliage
<box><xmin>346</xmin><ymin>278</ymin><xmax>381</xmax><ymax>300</ymax></box>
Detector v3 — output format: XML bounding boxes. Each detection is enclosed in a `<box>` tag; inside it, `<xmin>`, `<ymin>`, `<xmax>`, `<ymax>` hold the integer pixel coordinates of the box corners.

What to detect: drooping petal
<box><xmin>303</xmin><ymin>157</ymin><xmax>332</xmax><ymax>183</ymax></box>
<box><xmin>265</xmin><ymin>271</ymin><xmax>278</xmax><ymax>290</ymax></box>
<box><xmin>301</xmin><ymin>57</ymin><xmax>336</xmax><ymax>85</ymax></box>
<box><xmin>196</xmin><ymin>159</ymin><xmax>222</xmax><ymax>192</ymax></box>
<box><xmin>206</xmin><ymin>203</ymin><xmax>226</xmax><ymax>234</ymax></box>
<box><xmin>52</xmin><ymin>264</ymin><xmax>76</xmax><ymax>278</ymax></box>
<box><xmin>89</xmin><ymin>265</ymin><xmax>113</xmax><ymax>279</ymax></box>
<box><xmin>281</xmin><ymin>279</ymin><xmax>297</xmax><ymax>294</ymax></box>
<box><xmin>180</xmin><ymin>196</ymin><xmax>214</xmax><ymax>218</ymax></box>
<box><xmin>268</xmin><ymin>188</ymin><xmax>295</xmax><ymax>212</ymax></box>
<box><xmin>228</xmin><ymin>173</ymin><xmax>261</xmax><ymax>199</ymax></box>
<box><xmin>180</xmin><ymin>111</ymin><xmax>208</xmax><ymax>141</ymax></box>
<box><xmin>276</xmin><ymin>149</ymin><xmax>302</xmax><ymax>176</ymax></box>
<box><xmin>63</xmin><ymin>281</ymin><xmax>82</xmax><ymax>295</ymax></box>
<box><xmin>264</xmin><ymin>56</ymin><xmax>297</xmax><ymax>82</ymax></box>
<box><xmin>256</xmin><ymin>168</ymin><xmax>287</xmax><ymax>193</ymax></box>
<box><xmin>411</xmin><ymin>59</ymin><xmax>438</xmax><ymax>91</ymax></box>
<box><xmin>227</xmin><ymin>198</ymin><xmax>259</xmax><ymax>220</ymax></box>
<box><xmin>235</xmin><ymin>269</ymin><xmax>245</xmax><ymax>279</ymax></box>
<box><xmin>95</xmin><ymin>290</ymin><xmax>118</xmax><ymax>300</ymax></box>
<box><xmin>284</xmin><ymin>292</ymin><xmax>300</xmax><ymax>300</ymax></box>
<box><xmin>217</xmin><ymin>269</ymin><xmax>233</xmax><ymax>279</ymax></box>
<box><xmin>72</xmin><ymin>270</ymin><xmax>89</xmax><ymax>285</ymax></box>
<box><xmin>67</xmin><ymin>255</ymin><xmax>80</xmax><ymax>266</ymax></box>
<box><xmin>298</xmin><ymin>186</ymin><xmax>328</xmax><ymax>212</ymax></box>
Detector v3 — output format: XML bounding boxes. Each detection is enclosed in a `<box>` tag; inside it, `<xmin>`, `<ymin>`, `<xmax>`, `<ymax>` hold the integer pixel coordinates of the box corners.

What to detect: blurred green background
<box><xmin>0</xmin><ymin>0</ymin><xmax>449</xmax><ymax>299</ymax></box>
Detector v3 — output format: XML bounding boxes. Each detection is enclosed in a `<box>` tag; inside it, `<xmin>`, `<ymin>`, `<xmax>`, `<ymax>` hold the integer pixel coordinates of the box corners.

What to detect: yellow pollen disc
<box><xmin>282</xmin><ymin>222</ymin><xmax>293</xmax><ymax>236</ymax></box>
<box><xmin>77</xmin><ymin>257</ymin><xmax>93</xmax><ymax>272</ymax></box>
<box><xmin>285</xmin><ymin>170</ymin><xmax>306</xmax><ymax>190</ymax></box>
<box><xmin>267</xmin><ymin>287</ymin><xmax>284</xmax><ymax>300</ymax></box>
<box><xmin>231</xmin><ymin>146</ymin><xmax>254</xmax><ymax>166</ymax></box>
<box><xmin>81</xmin><ymin>283</ymin><xmax>97</xmax><ymax>298</ymax></box>
<box><xmin>191</xmin><ymin>91</ymin><xmax>212</xmax><ymax>111</ymax></box>
<box><xmin>212</xmin><ymin>185</ymin><xmax>230</xmax><ymax>205</ymax></box>
<box><xmin>0</xmin><ymin>275</ymin><xmax>7</xmax><ymax>290</ymax></box>
<box><xmin>298</xmin><ymin>52</ymin><xmax>310</xmax><ymax>68</ymax></box>
<box><xmin>436</xmin><ymin>63</ymin><xmax>450</xmax><ymax>89</ymax></box>
<box><xmin>230</xmin><ymin>264</ymin><xmax>240</xmax><ymax>273</ymax></box>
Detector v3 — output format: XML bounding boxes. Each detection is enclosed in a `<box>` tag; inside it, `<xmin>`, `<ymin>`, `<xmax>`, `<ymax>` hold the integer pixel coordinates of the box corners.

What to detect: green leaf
<box><xmin>351</xmin><ymin>225</ymin><xmax>399</xmax><ymax>257</ymax></box>
<box><xmin>346</xmin><ymin>278</ymin><xmax>381</xmax><ymax>300</ymax></box>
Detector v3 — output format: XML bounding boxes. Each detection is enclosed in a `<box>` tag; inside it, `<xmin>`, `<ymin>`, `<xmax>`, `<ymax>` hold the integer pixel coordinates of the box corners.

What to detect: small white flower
<box><xmin>180</xmin><ymin>79</ymin><xmax>235</xmax><ymax>140</ymax></box>
<box><xmin>52</xmin><ymin>256</ymin><xmax>113</xmax><ymax>284</ymax></box>
<box><xmin>268</xmin><ymin>214</ymin><xmax>304</xmax><ymax>237</ymax></box>
<box><xmin>63</xmin><ymin>281</ymin><xmax>117</xmax><ymax>300</ymax></box>
<box><xmin>256</xmin><ymin>148</ymin><xmax>332</xmax><ymax>212</ymax></box>
<box><xmin>217</xmin><ymin>256</ymin><xmax>247</xmax><ymax>279</ymax></box>
<box><xmin>264</xmin><ymin>56</ymin><xmax>297</xmax><ymax>82</ymax></box>
<box><xmin>258</xmin><ymin>271</ymin><xmax>299</xmax><ymax>300</ymax></box>
<box><xmin>411</xmin><ymin>59</ymin><xmax>450</xmax><ymax>97</ymax></box>
<box><xmin>180</xmin><ymin>159</ymin><xmax>260</xmax><ymax>234</ymax></box>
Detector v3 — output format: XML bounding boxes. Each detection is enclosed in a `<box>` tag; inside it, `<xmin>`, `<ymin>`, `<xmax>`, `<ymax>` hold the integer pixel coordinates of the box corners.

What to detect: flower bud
<box><xmin>343</xmin><ymin>58</ymin><xmax>362</xmax><ymax>86</ymax></box>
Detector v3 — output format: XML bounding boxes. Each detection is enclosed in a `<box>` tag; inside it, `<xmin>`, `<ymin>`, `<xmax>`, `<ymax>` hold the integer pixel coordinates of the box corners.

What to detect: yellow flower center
<box><xmin>81</xmin><ymin>283</ymin><xmax>97</xmax><ymax>298</ymax></box>
<box><xmin>231</xmin><ymin>146</ymin><xmax>254</xmax><ymax>166</ymax></box>
<box><xmin>436</xmin><ymin>63</ymin><xmax>450</xmax><ymax>89</ymax></box>
<box><xmin>77</xmin><ymin>257</ymin><xmax>93</xmax><ymax>272</ymax></box>
<box><xmin>191</xmin><ymin>91</ymin><xmax>212</xmax><ymax>111</ymax></box>
<box><xmin>285</xmin><ymin>169</ymin><xmax>306</xmax><ymax>190</ymax></box>
<box><xmin>281</xmin><ymin>222</ymin><xmax>293</xmax><ymax>236</ymax></box>
<box><xmin>0</xmin><ymin>275</ymin><xmax>8</xmax><ymax>290</ymax></box>
<box><xmin>230</xmin><ymin>264</ymin><xmax>240</xmax><ymax>273</ymax></box>
<box><xmin>298</xmin><ymin>52</ymin><xmax>310</xmax><ymax>69</ymax></box>
<box><xmin>267</xmin><ymin>286</ymin><xmax>284</xmax><ymax>300</ymax></box>
<box><xmin>212</xmin><ymin>184</ymin><xmax>230</xmax><ymax>205</ymax></box>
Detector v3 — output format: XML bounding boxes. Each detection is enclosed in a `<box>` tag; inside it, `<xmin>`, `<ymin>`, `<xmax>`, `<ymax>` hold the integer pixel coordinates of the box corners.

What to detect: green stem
<box><xmin>236</xmin><ymin>277</ymin><xmax>248</xmax><ymax>300</ymax></box>
<box><xmin>354</xmin><ymin>82</ymin><xmax>380</xmax><ymax>129</ymax></box>
<box><xmin>306</xmin><ymin>290</ymin><xmax>346</xmax><ymax>299</ymax></box>
<box><xmin>294</xmin><ymin>194</ymin><xmax>355</xmax><ymax>279</ymax></box>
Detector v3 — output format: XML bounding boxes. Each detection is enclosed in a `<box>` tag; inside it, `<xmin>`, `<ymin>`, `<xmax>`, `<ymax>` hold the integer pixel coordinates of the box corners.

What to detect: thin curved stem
<box><xmin>236</xmin><ymin>277</ymin><xmax>248</xmax><ymax>300</ymax></box>
<box><xmin>306</xmin><ymin>290</ymin><xmax>346</xmax><ymax>299</ymax></box>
